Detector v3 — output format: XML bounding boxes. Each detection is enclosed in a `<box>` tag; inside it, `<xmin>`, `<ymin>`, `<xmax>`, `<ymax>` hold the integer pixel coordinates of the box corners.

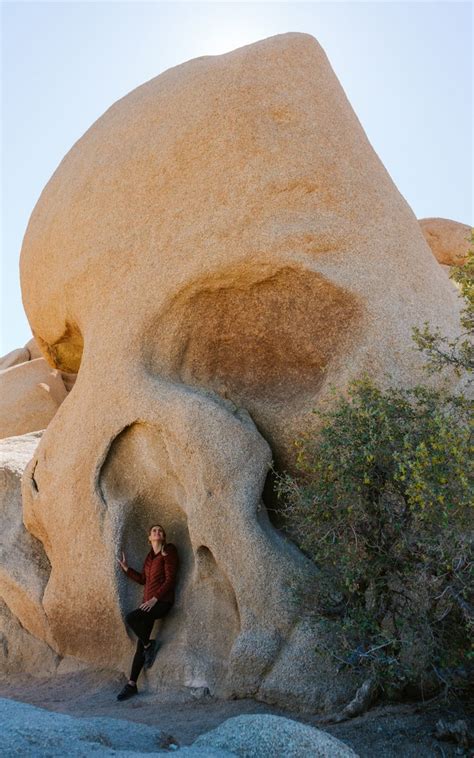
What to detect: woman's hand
<box><xmin>140</xmin><ymin>597</ymin><xmax>157</xmax><ymax>612</ymax></box>
<box><xmin>117</xmin><ymin>551</ymin><xmax>128</xmax><ymax>572</ymax></box>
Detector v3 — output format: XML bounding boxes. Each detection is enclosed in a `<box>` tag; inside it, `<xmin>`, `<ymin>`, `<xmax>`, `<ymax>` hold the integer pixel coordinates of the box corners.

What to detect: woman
<box><xmin>116</xmin><ymin>524</ymin><xmax>179</xmax><ymax>701</ymax></box>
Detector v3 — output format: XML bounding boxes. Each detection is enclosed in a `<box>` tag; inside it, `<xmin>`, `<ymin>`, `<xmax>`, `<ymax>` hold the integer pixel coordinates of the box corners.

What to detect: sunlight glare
<box><xmin>199</xmin><ymin>23</ymin><xmax>269</xmax><ymax>57</ymax></box>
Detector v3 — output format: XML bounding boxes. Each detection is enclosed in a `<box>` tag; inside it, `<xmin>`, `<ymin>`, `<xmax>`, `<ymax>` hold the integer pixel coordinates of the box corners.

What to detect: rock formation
<box><xmin>0</xmin><ymin>338</ymin><xmax>76</xmax><ymax>439</ymax></box>
<box><xmin>0</xmin><ymin>33</ymin><xmax>465</xmax><ymax>707</ymax></box>
<box><xmin>419</xmin><ymin>217</ymin><xmax>471</xmax><ymax>269</ymax></box>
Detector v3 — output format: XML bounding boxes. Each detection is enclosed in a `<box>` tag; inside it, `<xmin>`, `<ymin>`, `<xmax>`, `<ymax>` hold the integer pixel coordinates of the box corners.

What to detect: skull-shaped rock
<box><xmin>18</xmin><ymin>33</ymin><xmax>462</xmax><ymax>706</ymax></box>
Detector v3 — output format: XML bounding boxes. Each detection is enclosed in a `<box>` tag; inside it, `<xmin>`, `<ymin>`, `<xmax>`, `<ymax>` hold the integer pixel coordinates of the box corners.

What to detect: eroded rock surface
<box><xmin>6</xmin><ymin>33</ymin><xmax>465</xmax><ymax>708</ymax></box>
<box><xmin>21</xmin><ymin>35</ymin><xmax>463</xmax><ymax>463</ymax></box>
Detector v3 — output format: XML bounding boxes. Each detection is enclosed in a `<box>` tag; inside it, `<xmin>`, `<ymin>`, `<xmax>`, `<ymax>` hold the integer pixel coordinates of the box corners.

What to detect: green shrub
<box><xmin>277</xmin><ymin>231</ymin><xmax>474</xmax><ymax>700</ymax></box>
<box><xmin>276</xmin><ymin>378</ymin><xmax>473</xmax><ymax>697</ymax></box>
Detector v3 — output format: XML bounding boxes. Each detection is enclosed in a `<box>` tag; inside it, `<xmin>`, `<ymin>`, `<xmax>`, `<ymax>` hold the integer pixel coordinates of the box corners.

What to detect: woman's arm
<box><xmin>118</xmin><ymin>551</ymin><xmax>146</xmax><ymax>585</ymax></box>
<box><xmin>126</xmin><ymin>564</ymin><xmax>146</xmax><ymax>585</ymax></box>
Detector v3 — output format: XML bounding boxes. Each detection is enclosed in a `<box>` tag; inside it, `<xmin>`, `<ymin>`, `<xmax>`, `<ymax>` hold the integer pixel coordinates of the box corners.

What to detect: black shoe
<box><xmin>144</xmin><ymin>639</ymin><xmax>159</xmax><ymax>670</ymax></box>
<box><xmin>117</xmin><ymin>683</ymin><xmax>138</xmax><ymax>701</ymax></box>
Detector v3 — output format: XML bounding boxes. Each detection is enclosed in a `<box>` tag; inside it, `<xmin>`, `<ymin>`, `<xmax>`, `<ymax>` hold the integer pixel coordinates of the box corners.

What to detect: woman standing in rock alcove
<box><xmin>117</xmin><ymin>525</ymin><xmax>179</xmax><ymax>701</ymax></box>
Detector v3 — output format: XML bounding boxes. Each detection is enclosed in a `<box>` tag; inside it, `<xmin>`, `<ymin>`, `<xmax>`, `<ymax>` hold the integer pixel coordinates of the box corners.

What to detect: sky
<box><xmin>1</xmin><ymin>1</ymin><xmax>472</xmax><ymax>355</ymax></box>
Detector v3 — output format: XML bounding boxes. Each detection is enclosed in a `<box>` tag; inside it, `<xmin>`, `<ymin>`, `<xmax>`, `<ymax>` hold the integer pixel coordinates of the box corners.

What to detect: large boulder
<box><xmin>20</xmin><ymin>33</ymin><xmax>462</xmax><ymax>461</ymax></box>
<box><xmin>10</xmin><ymin>33</ymin><xmax>464</xmax><ymax>707</ymax></box>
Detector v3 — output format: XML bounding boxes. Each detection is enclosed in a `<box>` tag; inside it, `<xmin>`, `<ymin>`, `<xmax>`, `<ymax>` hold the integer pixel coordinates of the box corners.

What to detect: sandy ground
<box><xmin>0</xmin><ymin>669</ymin><xmax>472</xmax><ymax>756</ymax></box>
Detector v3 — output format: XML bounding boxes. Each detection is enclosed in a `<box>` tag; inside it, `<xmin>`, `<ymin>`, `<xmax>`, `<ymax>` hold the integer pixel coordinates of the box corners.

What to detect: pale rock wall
<box><xmin>0</xmin><ymin>433</ymin><xmax>92</xmax><ymax>678</ymax></box>
<box><xmin>0</xmin><ymin>433</ymin><xmax>55</xmax><ymax>647</ymax></box>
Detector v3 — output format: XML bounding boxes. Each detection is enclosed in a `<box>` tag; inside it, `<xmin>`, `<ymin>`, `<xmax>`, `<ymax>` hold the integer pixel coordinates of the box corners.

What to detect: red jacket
<box><xmin>127</xmin><ymin>544</ymin><xmax>178</xmax><ymax>604</ymax></box>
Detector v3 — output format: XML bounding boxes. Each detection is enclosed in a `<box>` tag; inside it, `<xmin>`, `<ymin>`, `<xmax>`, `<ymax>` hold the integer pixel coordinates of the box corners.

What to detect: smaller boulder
<box><xmin>0</xmin><ymin>358</ymin><xmax>67</xmax><ymax>439</ymax></box>
<box><xmin>192</xmin><ymin>714</ymin><xmax>358</xmax><ymax>757</ymax></box>
<box><xmin>419</xmin><ymin>218</ymin><xmax>471</xmax><ymax>266</ymax></box>
<box><xmin>0</xmin><ymin>347</ymin><xmax>30</xmax><ymax>371</ymax></box>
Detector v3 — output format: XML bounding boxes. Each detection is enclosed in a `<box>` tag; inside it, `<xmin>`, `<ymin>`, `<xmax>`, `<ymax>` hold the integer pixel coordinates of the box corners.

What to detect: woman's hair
<box><xmin>148</xmin><ymin>524</ymin><xmax>168</xmax><ymax>555</ymax></box>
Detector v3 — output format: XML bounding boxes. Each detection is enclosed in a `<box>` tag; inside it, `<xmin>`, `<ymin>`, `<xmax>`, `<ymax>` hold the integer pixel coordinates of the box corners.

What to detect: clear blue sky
<box><xmin>1</xmin><ymin>1</ymin><xmax>472</xmax><ymax>354</ymax></box>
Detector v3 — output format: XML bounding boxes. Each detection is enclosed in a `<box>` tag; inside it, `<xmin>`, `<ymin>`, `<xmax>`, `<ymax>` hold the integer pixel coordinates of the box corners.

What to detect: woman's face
<box><xmin>148</xmin><ymin>525</ymin><xmax>165</xmax><ymax>542</ymax></box>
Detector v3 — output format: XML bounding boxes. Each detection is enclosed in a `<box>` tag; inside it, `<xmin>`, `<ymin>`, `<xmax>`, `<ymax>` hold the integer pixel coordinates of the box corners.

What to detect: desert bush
<box><xmin>277</xmin><ymin>379</ymin><xmax>473</xmax><ymax>698</ymax></box>
<box><xmin>277</xmin><ymin>235</ymin><xmax>474</xmax><ymax>699</ymax></box>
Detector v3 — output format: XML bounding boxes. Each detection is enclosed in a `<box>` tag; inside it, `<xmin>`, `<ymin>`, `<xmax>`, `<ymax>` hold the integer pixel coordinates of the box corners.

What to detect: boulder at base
<box><xmin>0</xmin><ymin>701</ymin><xmax>357</xmax><ymax>757</ymax></box>
<box><xmin>0</xmin><ymin>697</ymin><xmax>175</xmax><ymax>756</ymax></box>
<box><xmin>192</xmin><ymin>714</ymin><xmax>358</xmax><ymax>757</ymax></box>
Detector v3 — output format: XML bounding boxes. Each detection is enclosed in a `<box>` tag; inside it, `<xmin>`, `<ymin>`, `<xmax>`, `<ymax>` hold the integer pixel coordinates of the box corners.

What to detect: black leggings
<box><xmin>126</xmin><ymin>601</ymin><xmax>172</xmax><ymax>682</ymax></box>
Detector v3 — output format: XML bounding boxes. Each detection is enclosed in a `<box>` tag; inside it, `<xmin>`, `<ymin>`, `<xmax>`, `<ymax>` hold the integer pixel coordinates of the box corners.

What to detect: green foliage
<box><xmin>277</xmin><ymin>233</ymin><xmax>474</xmax><ymax>699</ymax></box>
<box><xmin>277</xmin><ymin>379</ymin><xmax>473</xmax><ymax>696</ymax></box>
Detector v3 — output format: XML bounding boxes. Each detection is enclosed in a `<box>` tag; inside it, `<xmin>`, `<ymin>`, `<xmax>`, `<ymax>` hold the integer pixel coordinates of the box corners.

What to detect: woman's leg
<box><xmin>125</xmin><ymin>609</ymin><xmax>155</xmax><ymax>647</ymax></box>
<box><xmin>130</xmin><ymin>639</ymin><xmax>145</xmax><ymax>683</ymax></box>
<box><xmin>126</xmin><ymin>602</ymin><xmax>173</xmax><ymax>683</ymax></box>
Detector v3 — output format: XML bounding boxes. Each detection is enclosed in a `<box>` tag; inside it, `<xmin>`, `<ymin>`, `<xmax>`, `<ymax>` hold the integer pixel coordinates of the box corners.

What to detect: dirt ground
<box><xmin>0</xmin><ymin>669</ymin><xmax>472</xmax><ymax>757</ymax></box>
